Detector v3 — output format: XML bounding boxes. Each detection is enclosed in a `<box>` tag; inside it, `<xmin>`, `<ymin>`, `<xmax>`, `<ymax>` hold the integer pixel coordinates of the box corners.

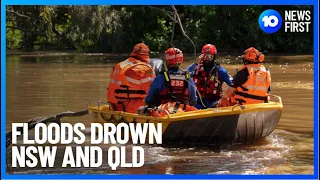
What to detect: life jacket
<box><xmin>230</xmin><ymin>64</ymin><xmax>271</xmax><ymax>105</ymax></box>
<box><xmin>138</xmin><ymin>102</ymin><xmax>198</xmax><ymax>117</ymax></box>
<box><xmin>107</xmin><ymin>57</ymin><xmax>154</xmax><ymax>105</ymax></box>
<box><xmin>193</xmin><ymin>63</ymin><xmax>222</xmax><ymax>100</ymax></box>
<box><xmin>158</xmin><ymin>70</ymin><xmax>190</xmax><ymax>105</ymax></box>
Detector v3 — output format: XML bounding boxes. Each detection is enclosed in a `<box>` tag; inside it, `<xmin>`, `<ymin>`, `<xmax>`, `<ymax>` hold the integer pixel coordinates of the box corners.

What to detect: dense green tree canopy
<box><xmin>6</xmin><ymin>5</ymin><xmax>313</xmax><ymax>53</ymax></box>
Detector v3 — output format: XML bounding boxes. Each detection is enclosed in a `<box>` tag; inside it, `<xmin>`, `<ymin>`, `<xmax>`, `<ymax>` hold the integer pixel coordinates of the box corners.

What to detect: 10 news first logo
<box><xmin>259</xmin><ymin>9</ymin><xmax>311</xmax><ymax>33</ymax></box>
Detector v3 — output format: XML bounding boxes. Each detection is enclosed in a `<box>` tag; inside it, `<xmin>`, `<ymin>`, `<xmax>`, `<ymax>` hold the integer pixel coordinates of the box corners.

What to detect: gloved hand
<box><xmin>196</xmin><ymin>54</ymin><xmax>205</xmax><ymax>64</ymax></box>
<box><xmin>218</xmin><ymin>97</ymin><xmax>230</xmax><ymax>107</ymax></box>
<box><xmin>137</xmin><ymin>105</ymin><xmax>149</xmax><ymax>115</ymax></box>
<box><xmin>266</xmin><ymin>94</ymin><xmax>271</xmax><ymax>102</ymax></box>
<box><xmin>211</xmin><ymin>100</ymin><xmax>219</xmax><ymax>108</ymax></box>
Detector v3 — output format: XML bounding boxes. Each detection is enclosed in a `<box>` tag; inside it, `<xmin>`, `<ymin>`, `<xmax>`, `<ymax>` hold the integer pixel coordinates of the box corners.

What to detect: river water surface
<box><xmin>5</xmin><ymin>53</ymin><xmax>315</xmax><ymax>174</ymax></box>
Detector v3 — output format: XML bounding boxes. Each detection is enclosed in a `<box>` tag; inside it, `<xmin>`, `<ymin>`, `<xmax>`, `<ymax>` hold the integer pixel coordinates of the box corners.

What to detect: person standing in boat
<box><xmin>144</xmin><ymin>47</ymin><xmax>197</xmax><ymax>113</ymax></box>
<box><xmin>218</xmin><ymin>47</ymin><xmax>271</xmax><ymax>107</ymax></box>
<box><xmin>107</xmin><ymin>43</ymin><xmax>156</xmax><ymax>113</ymax></box>
<box><xmin>186</xmin><ymin>44</ymin><xmax>233</xmax><ymax>109</ymax></box>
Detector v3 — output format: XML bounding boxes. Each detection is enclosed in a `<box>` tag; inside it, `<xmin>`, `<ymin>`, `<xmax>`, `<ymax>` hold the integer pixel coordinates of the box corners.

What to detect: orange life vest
<box><xmin>230</xmin><ymin>64</ymin><xmax>271</xmax><ymax>105</ymax></box>
<box><xmin>138</xmin><ymin>102</ymin><xmax>198</xmax><ymax>117</ymax></box>
<box><xmin>107</xmin><ymin>57</ymin><xmax>154</xmax><ymax>105</ymax></box>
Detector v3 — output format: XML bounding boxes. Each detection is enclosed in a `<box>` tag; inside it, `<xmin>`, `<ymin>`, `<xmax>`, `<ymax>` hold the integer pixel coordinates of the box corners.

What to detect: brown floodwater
<box><xmin>5</xmin><ymin>53</ymin><xmax>314</xmax><ymax>174</ymax></box>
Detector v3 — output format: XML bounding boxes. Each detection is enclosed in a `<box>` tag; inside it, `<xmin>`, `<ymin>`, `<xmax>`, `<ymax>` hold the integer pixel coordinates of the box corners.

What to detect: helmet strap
<box><xmin>130</xmin><ymin>55</ymin><xmax>143</xmax><ymax>62</ymax></box>
<box><xmin>243</xmin><ymin>58</ymin><xmax>248</xmax><ymax>65</ymax></box>
<box><xmin>168</xmin><ymin>64</ymin><xmax>180</xmax><ymax>69</ymax></box>
<box><xmin>243</xmin><ymin>58</ymin><xmax>259</xmax><ymax>65</ymax></box>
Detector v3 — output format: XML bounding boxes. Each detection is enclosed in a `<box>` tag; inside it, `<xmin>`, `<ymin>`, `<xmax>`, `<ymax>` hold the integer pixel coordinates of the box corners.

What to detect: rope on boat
<box><xmin>232</xmin><ymin>104</ymin><xmax>246</xmax><ymax>111</ymax></box>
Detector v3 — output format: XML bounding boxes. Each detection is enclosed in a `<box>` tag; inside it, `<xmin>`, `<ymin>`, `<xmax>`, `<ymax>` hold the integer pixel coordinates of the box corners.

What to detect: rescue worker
<box><xmin>218</xmin><ymin>47</ymin><xmax>271</xmax><ymax>107</ymax></box>
<box><xmin>143</xmin><ymin>47</ymin><xmax>197</xmax><ymax>114</ymax></box>
<box><xmin>187</xmin><ymin>44</ymin><xmax>233</xmax><ymax>109</ymax></box>
<box><xmin>106</xmin><ymin>43</ymin><xmax>156</xmax><ymax>113</ymax></box>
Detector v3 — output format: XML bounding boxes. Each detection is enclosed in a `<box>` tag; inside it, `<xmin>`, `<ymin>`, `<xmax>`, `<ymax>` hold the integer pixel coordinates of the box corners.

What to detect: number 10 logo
<box><xmin>258</xmin><ymin>9</ymin><xmax>282</xmax><ymax>34</ymax></box>
<box><xmin>262</xmin><ymin>15</ymin><xmax>279</xmax><ymax>27</ymax></box>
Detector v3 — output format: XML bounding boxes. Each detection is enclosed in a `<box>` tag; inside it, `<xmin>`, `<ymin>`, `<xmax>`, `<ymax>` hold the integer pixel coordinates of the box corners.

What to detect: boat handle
<box><xmin>104</xmin><ymin>102</ymin><xmax>114</xmax><ymax>111</ymax></box>
<box><xmin>268</xmin><ymin>94</ymin><xmax>282</xmax><ymax>105</ymax></box>
<box><xmin>87</xmin><ymin>101</ymin><xmax>113</xmax><ymax>111</ymax></box>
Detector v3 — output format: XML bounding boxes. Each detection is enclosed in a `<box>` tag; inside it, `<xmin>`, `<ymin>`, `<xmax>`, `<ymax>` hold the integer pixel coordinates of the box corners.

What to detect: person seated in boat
<box><xmin>186</xmin><ymin>44</ymin><xmax>233</xmax><ymax>109</ymax></box>
<box><xmin>218</xmin><ymin>47</ymin><xmax>271</xmax><ymax>107</ymax></box>
<box><xmin>106</xmin><ymin>42</ymin><xmax>156</xmax><ymax>113</ymax></box>
<box><xmin>142</xmin><ymin>47</ymin><xmax>198</xmax><ymax>115</ymax></box>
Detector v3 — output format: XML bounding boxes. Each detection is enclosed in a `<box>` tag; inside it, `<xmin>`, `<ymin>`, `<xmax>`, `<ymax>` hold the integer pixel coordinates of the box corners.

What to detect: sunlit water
<box><xmin>5</xmin><ymin>53</ymin><xmax>314</xmax><ymax>174</ymax></box>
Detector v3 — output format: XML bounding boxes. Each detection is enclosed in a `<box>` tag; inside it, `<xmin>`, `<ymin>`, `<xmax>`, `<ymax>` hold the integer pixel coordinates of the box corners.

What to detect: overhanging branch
<box><xmin>171</xmin><ymin>6</ymin><xmax>197</xmax><ymax>59</ymax></box>
<box><xmin>148</xmin><ymin>6</ymin><xmax>178</xmax><ymax>23</ymax></box>
<box><xmin>6</xmin><ymin>9</ymin><xmax>37</xmax><ymax>20</ymax></box>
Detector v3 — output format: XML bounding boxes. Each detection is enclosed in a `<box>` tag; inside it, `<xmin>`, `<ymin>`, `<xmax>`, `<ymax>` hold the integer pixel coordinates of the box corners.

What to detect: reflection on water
<box><xmin>6</xmin><ymin>54</ymin><xmax>314</xmax><ymax>174</ymax></box>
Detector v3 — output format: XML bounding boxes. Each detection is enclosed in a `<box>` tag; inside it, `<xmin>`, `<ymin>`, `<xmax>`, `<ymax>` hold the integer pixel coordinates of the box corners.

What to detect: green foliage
<box><xmin>6</xmin><ymin>21</ymin><xmax>22</xmax><ymax>49</ymax></box>
<box><xmin>6</xmin><ymin>5</ymin><xmax>313</xmax><ymax>53</ymax></box>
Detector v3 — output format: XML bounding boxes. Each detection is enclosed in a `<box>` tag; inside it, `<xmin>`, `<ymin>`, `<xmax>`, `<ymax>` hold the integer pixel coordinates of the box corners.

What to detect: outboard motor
<box><xmin>149</xmin><ymin>58</ymin><xmax>165</xmax><ymax>75</ymax></box>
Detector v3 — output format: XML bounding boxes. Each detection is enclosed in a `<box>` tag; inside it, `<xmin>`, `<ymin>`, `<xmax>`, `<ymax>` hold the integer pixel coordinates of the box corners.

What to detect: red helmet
<box><xmin>164</xmin><ymin>48</ymin><xmax>183</xmax><ymax>66</ymax></box>
<box><xmin>243</xmin><ymin>47</ymin><xmax>264</xmax><ymax>63</ymax></box>
<box><xmin>201</xmin><ymin>44</ymin><xmax>217</xmax><ymax>55</ymax></box>
<box><xmin>130</xmin><ymin>43</ymin><xmax>150</xmax><ymax>63</ymax></box>
<box><xmin>199</xmin><ymin>44</ymin><xmax>217</xmax><ymax>62</ymax></box>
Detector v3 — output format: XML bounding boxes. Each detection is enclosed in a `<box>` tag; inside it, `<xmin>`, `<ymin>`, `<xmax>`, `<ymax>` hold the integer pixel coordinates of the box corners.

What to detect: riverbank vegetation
<box><xmin>6</xmin><ymin>5</ymin><xmax>313</xmax><ymax>54</ymax></box>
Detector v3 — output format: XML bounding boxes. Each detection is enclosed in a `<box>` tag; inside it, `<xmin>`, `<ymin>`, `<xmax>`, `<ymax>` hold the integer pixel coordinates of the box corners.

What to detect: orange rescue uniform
<box><xmin>107</xmin><ymin>57</ymin><xmax>155</xmax><ymax>113</ymax></box>
<box><xmin>230</xmin><ymin>64</ymin><xmax>271</xmax><ymax>105</ymax></box>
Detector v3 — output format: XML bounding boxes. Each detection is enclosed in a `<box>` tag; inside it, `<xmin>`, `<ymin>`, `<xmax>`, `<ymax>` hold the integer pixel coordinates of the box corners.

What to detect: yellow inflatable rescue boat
<box><xmin>88</xmin><ymin>95</ymin><xmax>283</xmax><ymax>146</ymax></box>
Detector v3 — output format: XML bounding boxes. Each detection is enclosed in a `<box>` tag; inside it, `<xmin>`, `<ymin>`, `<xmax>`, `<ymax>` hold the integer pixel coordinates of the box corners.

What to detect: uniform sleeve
<box><xmin>186</xmin><ymin>63</ymin><xmax>197</xmax><ymax>76</ymax></box>
<box><xmin>145</xmin><ymin>75</ymin><xmax>165</xmax><ymax>106</ymax></box>
<box><xmin>218</xmin><ymin>67</ymin><xmax>233</xmax><ymax>86</ymax></box>
<box><xmin>188</xmin><ymin>77</ymin><xmax>198</xmax><ymax>106</ymax></box>
<box><xmin>230</xmin><ymin>68</ymin><xmax>249</xmax><ymax>88</ymax></box>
